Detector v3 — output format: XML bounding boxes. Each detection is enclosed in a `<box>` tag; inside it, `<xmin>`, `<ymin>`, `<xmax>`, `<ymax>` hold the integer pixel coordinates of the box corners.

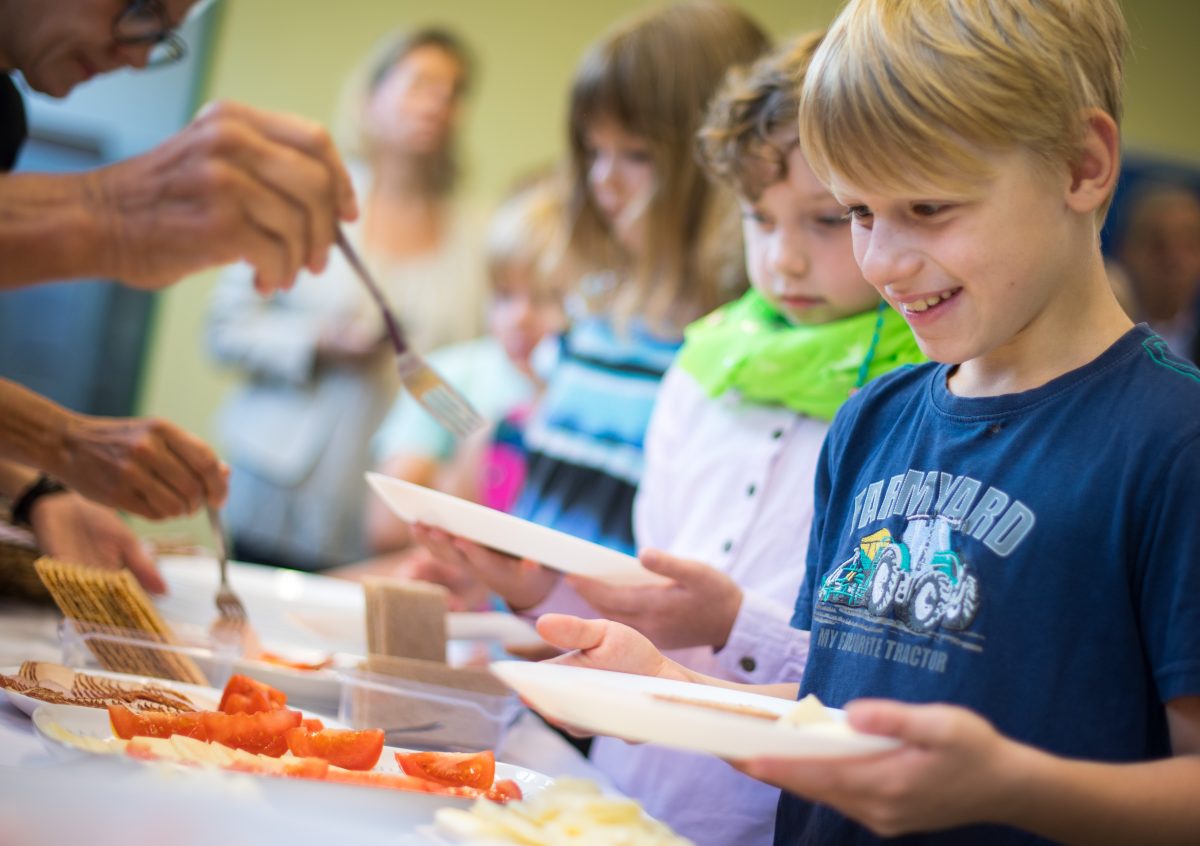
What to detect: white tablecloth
<box><xmin>0</xmin><ymin>578</ymin><xmax>609</xmax><ymax>845</ymax></box>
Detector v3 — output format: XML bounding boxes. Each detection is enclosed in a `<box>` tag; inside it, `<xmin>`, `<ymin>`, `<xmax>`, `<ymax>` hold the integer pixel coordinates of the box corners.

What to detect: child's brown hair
<box><xmin>696</xmin><ymin>32</ymin><xmax>824</xmax><ymax>201</ymax></box>
<box><xmin>565</xmin><ymin>1</ymin><xmax>769</xmax><ymax>332</ymax></box>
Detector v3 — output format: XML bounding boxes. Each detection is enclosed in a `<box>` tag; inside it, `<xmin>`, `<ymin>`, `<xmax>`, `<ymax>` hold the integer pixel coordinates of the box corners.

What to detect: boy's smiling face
<box><xmin>742</xmin><ymin>146</ymin><xmax>879</xmax><ymax>326</ymax></box>
<box><xmin>830</xmin><ymin>148</ymin><xmax>1095</xmax><ymax>371</ymax></box>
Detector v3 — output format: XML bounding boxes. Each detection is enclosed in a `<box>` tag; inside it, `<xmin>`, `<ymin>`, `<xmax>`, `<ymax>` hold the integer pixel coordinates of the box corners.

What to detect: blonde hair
<box><xmin>799</xmin><ymin>0</ymin><xmax>1128</xmax><ymax>214</ymax></box>
<box><xmin>697</xmin><ymin>32</ymin><xmax>824</xmax><ymax>200</ymax></box>
<box><xmin>566</xmin><ymin>1</ymin><xmax>769</xmax><ymax>333</ymax></box>
<box><xmin>486</xmin><ymin>170</ymin><xmax>572</xmax><ymax>296</ymax></box>
<box><xmin>333</xmin><ymin>27</ymin><xmax>473</xmax><ymax>196</ymax></box>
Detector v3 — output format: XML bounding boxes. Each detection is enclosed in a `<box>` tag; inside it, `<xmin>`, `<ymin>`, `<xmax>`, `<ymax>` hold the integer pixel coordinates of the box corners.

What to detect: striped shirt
<box><xmin>511</xmin><ymin>316</ymin><xmax>680</xmax><ymax>554</ymax></box>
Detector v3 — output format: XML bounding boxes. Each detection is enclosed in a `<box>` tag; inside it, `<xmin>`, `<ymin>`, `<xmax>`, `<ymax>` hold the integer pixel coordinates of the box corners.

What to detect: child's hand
<box><xmin>536</xmin><ymin>614</ymin><xmax>692</xmax><ymax>683</ymax></box>
<box><xmin>566</xmin><ymin>549</ymin><xmax>742</xmax><ymax>650</ymax></box>
<box><xmin>389</xmin><ymin>545</ymin><xmax>491</xmax><ymax>612</ymax></box>
<box><xmin>411</xmin><ymin>523</ymin><xmax>560</xmax><ymax>611</ymax></box>
<box><xmin>737</xmin><ymin>700</ymin><xmax>1020</xmax><ymax>837</ymax></box>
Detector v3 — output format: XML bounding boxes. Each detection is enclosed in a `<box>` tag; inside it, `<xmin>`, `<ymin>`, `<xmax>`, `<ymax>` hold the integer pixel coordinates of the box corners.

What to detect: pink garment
<box><xmin>480</xmin><ymin>405</ymin><xmax>534</xmax><ymax>512</ymax></box>
<box><xmin>526</xmin><ymin>366</ymin><xmax>823</xmax><ymax>846</ymax></box>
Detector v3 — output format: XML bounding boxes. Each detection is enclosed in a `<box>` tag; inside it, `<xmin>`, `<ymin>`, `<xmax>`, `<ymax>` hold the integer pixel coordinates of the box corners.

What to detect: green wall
<box><xmin>132</xmin><ymin>0</ymin><xmax>1200</xmax><ymax>540</ymax></box>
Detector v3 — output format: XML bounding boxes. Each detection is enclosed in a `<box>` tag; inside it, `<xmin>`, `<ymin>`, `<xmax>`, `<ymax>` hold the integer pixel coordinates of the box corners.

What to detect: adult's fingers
<box><xmin>197</xmin><ymin>101</ymin><xmax>357</xmax><ymax>223</ymax></box>
<box><xmin>105</xmin><ymin>457</ymin><xmax>190</xmax><ymax>520</ymax></box>
<box><xmin>208</xmin><ymin>116</ymin><xmax>336</xmax><ymax>278</ymax></box>
<box><xmin>160</xmin><ymin>423</ymin><xmax>227</xmax><ymax>508</ymax></box>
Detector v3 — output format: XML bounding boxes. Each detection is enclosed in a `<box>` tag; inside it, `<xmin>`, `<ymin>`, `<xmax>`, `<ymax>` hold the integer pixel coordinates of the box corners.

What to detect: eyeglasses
<box><xmin>113</xmin><ymin>0</ymin><xmax>187</xmax><ymax>68</ymax></box>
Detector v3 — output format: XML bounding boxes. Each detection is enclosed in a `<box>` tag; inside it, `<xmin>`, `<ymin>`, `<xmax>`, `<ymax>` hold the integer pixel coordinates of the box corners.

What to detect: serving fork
<box><xmin>206</xmin><ymin>505</ymin><xmax>248</xmax><ymax>629</ymax></box>
<box><xmin>337</xmin><ymin>228</ymin><xmax>485</xmax><ymax>439</ymax></box>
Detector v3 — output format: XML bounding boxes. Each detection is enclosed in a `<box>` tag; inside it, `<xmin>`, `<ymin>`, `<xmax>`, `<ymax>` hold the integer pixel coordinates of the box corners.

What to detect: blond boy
<box><xmin>536</xmin><ymin>0</ymin><xmax>1200</xmax><ymax>843</ymax></box>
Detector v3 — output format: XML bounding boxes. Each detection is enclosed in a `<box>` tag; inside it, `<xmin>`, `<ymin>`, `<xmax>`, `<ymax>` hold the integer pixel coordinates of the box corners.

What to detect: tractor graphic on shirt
<box><xmin>819</xmin><ymin>514</ymin><xmax>980</xmax><ymax>633</ymax></box>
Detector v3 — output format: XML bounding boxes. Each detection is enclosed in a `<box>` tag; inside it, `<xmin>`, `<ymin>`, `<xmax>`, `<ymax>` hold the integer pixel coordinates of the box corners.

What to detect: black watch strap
<box><xmin>10</xmin><ymin>474</ymin><xmax>68</xmax><ymax>528</ymax></box>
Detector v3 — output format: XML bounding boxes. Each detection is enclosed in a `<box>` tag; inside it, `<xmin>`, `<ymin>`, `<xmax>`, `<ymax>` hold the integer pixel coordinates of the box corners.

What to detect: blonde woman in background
<box><xmin>207</xmin><ymin>28</ymin><xmax>486</xmax><ymax>572</ymax></box>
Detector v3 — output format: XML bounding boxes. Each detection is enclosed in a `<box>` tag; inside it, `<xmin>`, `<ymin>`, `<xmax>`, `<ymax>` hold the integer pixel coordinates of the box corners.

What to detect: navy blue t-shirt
<box><xmin>780</xmin><ymin>325</ymin><xmax>1200</xmax><ymax>846</ymax></box>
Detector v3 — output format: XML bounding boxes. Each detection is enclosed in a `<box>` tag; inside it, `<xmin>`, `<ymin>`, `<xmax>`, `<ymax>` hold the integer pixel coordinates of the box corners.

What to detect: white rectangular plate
<box><xmin>366</xmin><ymin>473</ymin><xmax>665</xmax><ymax>587</ymax></box>
<box><xmin>31</xmin><ymin>700</ymin><xmax>550</xmax><ymax>800</ymax></box>
<box><xmin>489</xmin><ymin>660</ymin><xmax>901</xmax><ymax>760</ymax></box>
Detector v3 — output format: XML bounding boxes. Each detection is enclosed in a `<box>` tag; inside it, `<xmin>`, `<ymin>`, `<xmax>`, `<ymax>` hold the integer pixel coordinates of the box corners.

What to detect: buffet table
<box><xmin>0</xmin><ymin>560</ymin><xmax>612</xmax><ymax>846</ymax></box>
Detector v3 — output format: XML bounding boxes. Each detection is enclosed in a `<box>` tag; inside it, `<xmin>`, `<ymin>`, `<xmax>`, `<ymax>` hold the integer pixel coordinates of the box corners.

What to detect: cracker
<box><xmin>34</xmin><ymin>557</ymin><xmax>208</xmax><ymax>685</ymax></box>
<box><xmin>362</xmin><ymin>577</ymin><xmax>448</xmax><ymax>662</ymax></box>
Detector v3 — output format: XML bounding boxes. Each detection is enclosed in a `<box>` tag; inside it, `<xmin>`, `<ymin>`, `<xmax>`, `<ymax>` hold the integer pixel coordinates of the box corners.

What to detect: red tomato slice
<box><xmin>281</xmin><ymin>756</ymin><xmax>330</xmax><ymax>780</ymax></box>
<box><xmin>256</xmin><ymin>651</ymin><xmax>334</xmax><ymax>672</ymax></box>
<box><xmin>218</xmin><ymin>674</ymin><xmax>288</xmax><ymax>714</ymax></box>
<box><xmin>325</xmin><ymin>769</ymin><xmax>446</xmax><ymax>793</ymax></box>
<box><xmin>486</xmin><ymin>779</ymin><xmax>524</xmax><ymax>804</ymax></box>
<box><xmin>108</xmin><ymin>705</ymin><xmax>207</xmax><ymax>741</ymax></box>
<box><xmin>201</xmin><ymin>708</ymin><xmax>302</xmax><ymax>757</ymax></box>
<box><xmin>394</xmin><ymin>750</ymin><xmax>496</xmax><ymax>789</ymax></box>
<box><xmin>301</xmin><ymin>717</ymin><xmax>325</xmax><ymax>732</ymax></box>
<box><xmin>285</xmin><ymin>727</ymin><xmax>384</xmax><ymax>771</ymax></box>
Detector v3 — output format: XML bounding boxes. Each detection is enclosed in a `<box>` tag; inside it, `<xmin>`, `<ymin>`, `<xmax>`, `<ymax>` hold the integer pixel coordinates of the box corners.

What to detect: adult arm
<box><xmin>0</xmin><ymin>379</ymin><xmax>226</xmax><ymax>519</ymax></box>
<box><xmin>0</xmin><ymin>101</ymin><xmax>356</xmax><ymax>293</ymax></box>
<box><xmin>0</xmin><ymin>458</ymin><xmax>164</xmax><ymax>592</ymax></box>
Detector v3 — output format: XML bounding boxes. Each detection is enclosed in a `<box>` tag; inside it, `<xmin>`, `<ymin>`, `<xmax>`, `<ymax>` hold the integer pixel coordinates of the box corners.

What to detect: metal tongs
<box><xmin>337</xmin><ymin>228</ymin><xmax>485</xmax><ymax>439</ymax></box>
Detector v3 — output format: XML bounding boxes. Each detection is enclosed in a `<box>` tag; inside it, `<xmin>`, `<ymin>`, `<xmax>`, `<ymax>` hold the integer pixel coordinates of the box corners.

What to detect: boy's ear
<box><xmin>1065</xmin><ymin>109</ymin><xmax>1120</xmax><ymax>214</ymax></box>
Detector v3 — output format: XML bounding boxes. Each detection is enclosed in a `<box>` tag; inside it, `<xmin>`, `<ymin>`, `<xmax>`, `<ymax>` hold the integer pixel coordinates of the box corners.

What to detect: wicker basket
<box><xmin>0</xmin><ymin>529</ymin><xmax>52</xmax><ymax>603</ymax></box>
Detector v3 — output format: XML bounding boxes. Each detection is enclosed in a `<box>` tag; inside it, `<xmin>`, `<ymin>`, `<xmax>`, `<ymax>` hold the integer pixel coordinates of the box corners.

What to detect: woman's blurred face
<box><xmin>4</xmin><ymin>0</ymin><xmax>195</xmax><ymax>98</ymax></box>
<box><xmin>365</xmin><ymin>44</ymin><xmax>465</xmax><ymax>157</ymax></box>
<box><xmin>582</xmin><ymin>115</ymin><xmax>655</xmax><ymax>257</ymax></box>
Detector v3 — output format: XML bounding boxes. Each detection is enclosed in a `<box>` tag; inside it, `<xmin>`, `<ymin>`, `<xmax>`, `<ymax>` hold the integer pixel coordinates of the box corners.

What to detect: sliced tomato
<box><xmin>108</xmin><ymin>705</ymin><xmax>207</xmax><ymax>741</ymax></box>
<box><xmin>486</xmin><ymin>779</ymin><xmax>524</xmax><ymax>804</ymax></box>
<box><xmin>256</xmin><ymin>651</ymin><xmax>334</xmax><ymax>672</ymax></box>
<box><xmin>325</xmin><ymin>768</ymin><xmax>445</xmax><ymax>793</ymax></box>
<box><xmin>301</xmin><ymin>717</ymin><xmax>325</xmax><ymax>732</ymax></box>
<box><xmin>218</xmin><ymin>674</ymin><xmax>288</xmax><ymax>714</ymax></box>
<box><xmin>285</xmin><ymin>727</ymin><xmax>384</xmax><ymax>771</ymax></box>
<box><xmin>394</xmin><ymin>750</ymin><xmax>495</xmax><ymax>789</ymax></box>
<box><xmin>280</xmin><ymin>756</ymin><xmax>330</xmax><ymax>780</ymax></box>
<box><xmin>201</xmin><ymin>708</ymin><xmax>302</xmax><ymax>757</ymax></box>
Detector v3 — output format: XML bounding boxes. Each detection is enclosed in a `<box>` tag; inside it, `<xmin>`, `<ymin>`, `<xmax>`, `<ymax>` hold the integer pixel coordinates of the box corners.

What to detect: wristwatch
<box><xmin>9</xmin><ymin>474</ymin><xmax>68</xmax><ymax>529</ymax></box>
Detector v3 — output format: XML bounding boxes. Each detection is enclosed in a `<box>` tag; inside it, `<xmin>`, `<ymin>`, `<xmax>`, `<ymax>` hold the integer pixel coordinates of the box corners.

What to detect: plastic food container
<box><xmin>57</xmin><ymin>618</ymin><xmax>238</xmax><ymax>689</ymax></box>
<box><xmin>337</xmin><ymin>664</ymin><xmax>521</xmax><ymax>752</ymax></box>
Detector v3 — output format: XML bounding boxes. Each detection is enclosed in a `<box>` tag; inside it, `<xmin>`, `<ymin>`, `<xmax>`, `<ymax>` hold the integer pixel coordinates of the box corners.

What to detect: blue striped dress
<box><xmin>510</xmin><ymin>315</ymin><xmax>681</xmax><ymax>554</ymax></box>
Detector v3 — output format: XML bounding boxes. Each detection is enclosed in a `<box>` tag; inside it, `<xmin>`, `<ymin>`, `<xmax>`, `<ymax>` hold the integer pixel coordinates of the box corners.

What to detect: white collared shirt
<box><xmin>531</xmin><ymin>364</ymin><xmax>825</xmax><ymax>846</ymax></box>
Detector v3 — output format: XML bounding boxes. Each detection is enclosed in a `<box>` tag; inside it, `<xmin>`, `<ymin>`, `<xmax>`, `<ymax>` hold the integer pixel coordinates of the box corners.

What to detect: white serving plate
<box><xmin>367</xmin><ymin>473</ymin><xmax>665</xmax><ymax>587</ymax></box>
<box><xmin>31</xmin><ymin>701</ymin><xmax>550</xmax><ymax>800</ymax></box>
<box><xmin>155</xmin><ymin>556</ymin><xmax>365</xmax><ymax>654</ymax></box>
<box><xmin>489</xmin><ymin>660</ymin><xmax>902</xmax><ymax>760</ymax></box>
